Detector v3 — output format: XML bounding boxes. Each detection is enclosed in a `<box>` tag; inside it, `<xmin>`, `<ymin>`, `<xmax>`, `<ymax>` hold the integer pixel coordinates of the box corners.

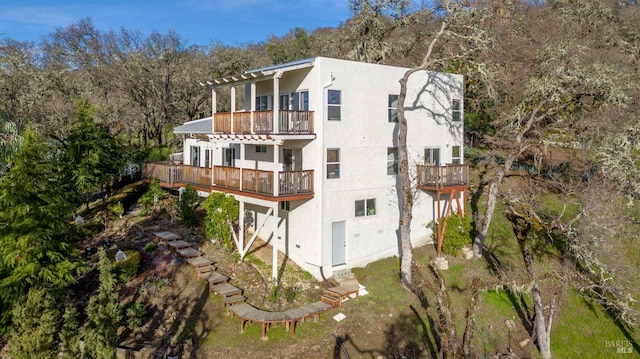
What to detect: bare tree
<box><xmin>397</xmin><ymin>0</ymin><xmax>490</xmax><ymax>288</ymax></box>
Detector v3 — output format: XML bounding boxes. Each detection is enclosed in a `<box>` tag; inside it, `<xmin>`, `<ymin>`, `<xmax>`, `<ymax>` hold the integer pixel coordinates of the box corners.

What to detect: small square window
<box><xmin>256</xmin><ymin>145</ymin><xmax>267</xmax><ymax>153</ymax></box>
<box><xmin>280</xmin><ymin>201</ymin><xmax>290</xmax><ymax>211</ymax></box>
<box><xmin>355</xmin><ymin>198</ymin><xmax>376</xmax><ymax>217</ymax></box>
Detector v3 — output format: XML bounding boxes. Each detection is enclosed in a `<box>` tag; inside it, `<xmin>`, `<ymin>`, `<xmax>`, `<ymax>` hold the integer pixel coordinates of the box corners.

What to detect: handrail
<box><xmin>214</xmin><ymin>110</ymin><xmax>314</xmax><ymax>135</ymax></box>
<box><xmin>417</xmin><ymin>164</ymin><xmax>469</xmax><ymax>190</ymax></box>
<box><xmin>143</xmin><ymin>162</ymin><xmax>313</xmax><ymax>196</ymax></box>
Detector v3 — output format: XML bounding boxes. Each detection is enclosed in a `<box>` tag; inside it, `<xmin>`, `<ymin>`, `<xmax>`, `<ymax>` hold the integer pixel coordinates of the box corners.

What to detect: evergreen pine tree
<box><xmin>7</xmin><ymin>287</ymin><xmax>60</xmax><ymax>359</ymax></box>
<box><xmin>0</xmin><ymin>126</ymin><xmax>86</xmax><ymax>332</ymax></box>
<box><xmin>83</xmin><ymin>250</ymin><xmax>120</xmax><ymax>359</ymax></box>
<box><xmin>60</xmin><ymin>303</ymin><xmax>81</xmax><ymax>359</ymax></box>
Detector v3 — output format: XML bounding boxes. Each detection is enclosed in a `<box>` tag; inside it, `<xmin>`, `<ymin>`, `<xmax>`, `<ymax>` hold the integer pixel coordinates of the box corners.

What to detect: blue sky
<box><xmin>0</xmin><ymin>0</ymin><xmax>352</xmax><ymax>46</ymax></box>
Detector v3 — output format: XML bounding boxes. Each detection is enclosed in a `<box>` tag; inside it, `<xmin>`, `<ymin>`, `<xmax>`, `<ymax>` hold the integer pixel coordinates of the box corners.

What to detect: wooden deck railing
<box><xmin>213</xmin><ymin>110</ymin><xmax>314</xmax><ymax>135</ymax></box>
<box><xmin>417</xmin><ymin>165</ymin><xmax>469</xmax><ymax>190</ymax></box>
<box><xmin>142</xmin><ymin>161</ymin><xmax>183</xmax><ymax>185</ymax></box>
<box><xmin>142</xmin><ymin>162</ymin><xmax>313</xmax><ymax>197</ymax></box>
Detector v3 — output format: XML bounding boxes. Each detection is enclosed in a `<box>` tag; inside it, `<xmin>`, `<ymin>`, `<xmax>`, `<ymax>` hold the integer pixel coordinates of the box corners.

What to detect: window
<box><xmin>355</xmin><ymin>198</ymin><xmax>376</xmax><ymax>217</ymax></box>
<box><xmin>280</xmin><ymin>201</ymin><xmax>290</xmax><ymax>211</ymax></box>
<box><xmin>190</xmin><ymin>146</ymin><xmax>200</xmax><ymax>167</ymax></box>
<box><xmin>279</xmin><ymin>93</ymin><xmax>290</xmax><ymax>110</ymax></box>
<box><xmin>387</xmin><ymin>147</ymin><xmax>398</xmax><ymax>175</ymax></box>
<box><xmin>452</xmin><ymin>146</ymin><xmax>461</xmax><ymax>164</ymax></box>
<box><xmin>327</xmin><ymin>89</ymin><xmax>341</xmax><ymax>121</ymax></box>
<box><xmin>388</xmin><ymin>94</ymin><xmax>398</xmax><ymax>122</ymax></box>
<box><xmin>204</xmin><ymin>149</ymin><xmax>212</xmax><ymax>168</ymax></box>
<box><xmin>256</xmin><ymin>95</ymin><xmax>272</xmax><ymax>110</ymax></box>
<box><xmin>452</xmin><ymin>99</ymin><xmax>462</xmax><ymax>122</ymax></box>
<box><xmin>255</xmin><ymin>145</ymin><xmax>267</xmax><ymax>153</ymax></box>
<box><xmin>292</xmin><ymin>91</ymin><xmax>309</xmax><ymax>111</ymax></box>
<box><xmin>425</xmin><ymin>147</ymin><xmax>441</xmax><ymax>166</ymax></box>
<box><xmin>327</xmin><ymin>148</ymin><xmax>340</xmax><ymax>178</ymax></box>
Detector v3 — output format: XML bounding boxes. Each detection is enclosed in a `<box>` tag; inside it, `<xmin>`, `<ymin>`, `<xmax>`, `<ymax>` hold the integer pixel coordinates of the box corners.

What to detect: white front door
<box><xmin>332</xmin><ymin>221</ymin><xmax>346</xmax><ymax>266</ymax></box>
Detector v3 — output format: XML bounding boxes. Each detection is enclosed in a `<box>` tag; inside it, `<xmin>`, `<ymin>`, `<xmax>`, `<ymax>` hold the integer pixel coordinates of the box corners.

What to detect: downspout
<box><xmin>319</xmin><ymin>71</ymin><xmax>335</xmax><ymax>277</ymax></box>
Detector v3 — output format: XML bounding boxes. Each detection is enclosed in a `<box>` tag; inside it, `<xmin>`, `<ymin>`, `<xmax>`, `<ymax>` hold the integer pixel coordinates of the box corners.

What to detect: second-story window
<box><xmin>387</xmin><ymin>147</ymin><xmax>398</xmax><ymax>175</ymax></box>
<box><xmin>328</xmin><ymin>89</ymin><xmax>341</xmax><ymax>121</ymax></box>
<box><xmin>256</xmin><ymin>95</ymin><xmax>272</xmax><ymax>110</ymax></box>
<box><xmin>327</xmin><ymin>148</ymin><xmax>340</xmax><ymax>178</ymax></box>
<box><xmin>425</xmin><ymin>147</ymin><xmax>441</xmax><ymax>166</ymax></box>
<box><xmin>256</xmin><ymin>145</ymin><xmax>267</xmax><ymax>153</ymax></box>
<box><xmin>452</xmin><ymin>99</ymin><xmax>462</xmax><ymax>122</ymax></box>
<box><xmin>292</xmin><ymin>91</ymin><xmax>309</xmax><ymax>111</ymax></box>
<box><xmin>388</xmin><ymin>94</ymin><xmax>398</xmax><ymax>122</ymax></box>
<box><xmin>452</xmin><ymin>146</ymin><xmax>461</xmax><ymax>164</ymax></box>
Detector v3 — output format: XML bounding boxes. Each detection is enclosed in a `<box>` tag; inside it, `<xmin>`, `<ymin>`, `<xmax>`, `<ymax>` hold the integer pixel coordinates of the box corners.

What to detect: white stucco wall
<box><xmin>176</xmin><ymin>57</ymin><xmax>463</xmax><ymax>280</ymax></box>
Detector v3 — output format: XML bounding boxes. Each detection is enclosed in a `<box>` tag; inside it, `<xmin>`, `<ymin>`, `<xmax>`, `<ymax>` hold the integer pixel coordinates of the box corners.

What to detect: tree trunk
<box><xmin>473</xmin><ymin>155</ymin><xmax>515</xmax><ymax>257</ymax></box>
<box><xmin>507</xmin><ymin>207</ymin><xmax>554</xmax><ymax>359</ymax></box>
<box><xmin>398</xmin><ymin>74</ymin><xmax>413</xmax><ymax>289</ymax></box>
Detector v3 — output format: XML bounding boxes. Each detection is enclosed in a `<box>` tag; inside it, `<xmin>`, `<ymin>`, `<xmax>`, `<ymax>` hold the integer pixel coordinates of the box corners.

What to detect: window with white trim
<box><xmin>327</xmin><ymin>89</ymin><xmax>341</xmax><ymax>121</ymax></box>
<box><xmin>452</xmin><ymin>99</ymin><xmax>462</xmax><ymax>122</ymax></box>
<box><xmin>327</xmin><ymin>148</ymin><xmax>340</xmax><ymax>178</ymax></box>
<box><xmin>280</xmin><ymin>201</ymin><xmax>290</xmax><ymax>211</ymax></box>
<box><xmin>255</xmin><ymin>145</ymin><xmax>267</xmax><ymax>153</ymax></box>
<box><xmin>355</xmin><ymin>198</ymin><xmax>376</xmax><ymax>217</ymax></box>
<box><xmin>292</xmin><ymin>91</ymin><xmax>309</xmax><ymax>111</ymax></box>
<box><xmin>452</xmin><ymin>146</ymin><xmax>461</xmax><ymax>164</ymax></box>
<box><xmin>387</xmin><ymin>147</ymin><xmax>398</xmax><ymax>175</ymax></box>
<box><xmin>425</xmin><ymin>147</ymin><xmax>441</xmax><ymax>166</ymax></box>
<box><xmin>388</xmin><ymin>94</ymin><xmax>398</xmax><ymax>122</ymax></box>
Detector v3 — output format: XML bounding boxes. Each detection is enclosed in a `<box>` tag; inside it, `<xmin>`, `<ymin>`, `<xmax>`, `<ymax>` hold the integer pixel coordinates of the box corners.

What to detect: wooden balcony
<box><xmin>213</xmin><ymin>110</ymin><xmax>314</xmax><ymax>135</ymax></box>
<box><xmin>417</xmin><ymin>165</ymin><xmax>469</xmax><ymax>192</ymax></box>
<box><xmin>142</xmin><ymin>162</ymin><xmax>314</xmax><ymax>201</ymax></box>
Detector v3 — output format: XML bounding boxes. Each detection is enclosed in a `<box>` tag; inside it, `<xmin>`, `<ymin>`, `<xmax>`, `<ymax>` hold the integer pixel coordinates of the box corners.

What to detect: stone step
<box><xmin>212</xmin><ymin>283</ymin><xmax>242</xmax><ymax>298</ymax></box>
<box><xmin>223</xmin><ymin>294</ymin><xmax>247</xmax><ymax>306</ymax></box>
<box><xmin>196</xmin><ymin>265</ymin><xmax>216</xmax><ymax>277</ymax></box>
<box><xmin>201</xmin><ymin>271</ymin><xmax>229</xmax><ymax>285</ymax></box>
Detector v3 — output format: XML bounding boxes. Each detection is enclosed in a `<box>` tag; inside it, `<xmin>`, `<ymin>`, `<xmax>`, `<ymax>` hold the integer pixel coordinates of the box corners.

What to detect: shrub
<box><xmin>122</xmin><ymin>302</ymin><xmax>148</xmax><ymax>330</ymax></box>
<box><xmin>112</xmin><ymin>250</ymin><xmax>141</xmax><ymax>283</ymax></box>
<box><xmin>144</xmin><ymin>243</ymin><xmax>156</xmax><ymax>252</ymax></box>
<box><xmin>178</xmin><ymin>185</ymin><xmax>199</xmax><ymax>228</ymax></box>
<box><xmin>430</xmin><ymin>211</ymin><xmax>472</xmax><ymax>256</ymax></box>
<box><xmin>109</xmin><ymin>202</ymin><xmax>124</xmax><ymax>219</ymax></box>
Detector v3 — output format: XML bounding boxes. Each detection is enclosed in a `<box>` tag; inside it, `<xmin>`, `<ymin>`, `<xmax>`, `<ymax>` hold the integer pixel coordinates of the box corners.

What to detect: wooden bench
<box><xmin>227</xmin><ymin>301</ymin><xmax>333</xmax><ymax>339</ymax></box>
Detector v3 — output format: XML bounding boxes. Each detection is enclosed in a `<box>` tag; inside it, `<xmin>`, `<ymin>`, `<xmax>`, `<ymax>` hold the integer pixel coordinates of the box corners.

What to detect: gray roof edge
<box><xmin>245</xmin><ymin>57</ymin><xmax>317</xmax><ymax>75</ymax></box>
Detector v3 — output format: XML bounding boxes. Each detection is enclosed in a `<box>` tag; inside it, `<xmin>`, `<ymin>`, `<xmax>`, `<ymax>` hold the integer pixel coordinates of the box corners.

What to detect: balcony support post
<box><xmin>240</xmin><ymin>143</ymin><xmax>245</xmax><ymax>191</ymax></box>
<box><xmin>230</xmin><ymin>86</ymin><xmax>236</xmax><ymax>133</ymax></box>
<box><xmin>273</xmin><ymin>144</ymin><xmax>280</xmax><ymax>197</ymax></box>
<box><xmin>272</xmin><ymin>202</ymin><xmax>280</xmax><ymax>282</ymax></box>
<box><xmin>250</xmin><ymin>82</ymin><xmax>256</xmax><ymax>134</ymax></box>
<box><xmin>238</xmin><ymin>200</ymin><xmax>245</xmax><ymax>254</ymax></box>
<box><xmin>273</xmin><ymin>71</ymin><xmax>282</xmax><ymax>134</ymax></box>
<box><xmin>211</xmin><ymin>87</ymin><xmax>217</xmax><ymax>133</ymax></box>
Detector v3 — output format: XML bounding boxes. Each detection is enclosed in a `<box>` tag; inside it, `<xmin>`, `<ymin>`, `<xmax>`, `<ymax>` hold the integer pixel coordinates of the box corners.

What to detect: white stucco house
<box><xmin>143</xmin><ymin>57</ymin><xmax>468</xmax><ymax>280</ymax></box>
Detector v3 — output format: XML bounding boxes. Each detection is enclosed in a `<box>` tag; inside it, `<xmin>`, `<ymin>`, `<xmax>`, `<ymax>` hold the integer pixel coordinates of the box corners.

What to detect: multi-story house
<box><xmin>143</xmin><ymin>57</ymin><xmax>468</xmax><ymax>280</ymax></box>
